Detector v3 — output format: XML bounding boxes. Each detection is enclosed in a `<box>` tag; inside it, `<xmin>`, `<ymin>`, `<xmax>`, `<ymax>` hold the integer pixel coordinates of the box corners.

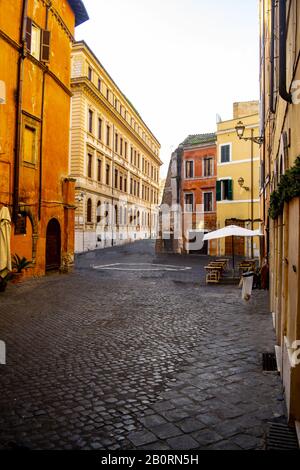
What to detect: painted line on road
<box><xmin>92</xmin><ymin>263</ymin><xmax>192</xmax><ymax>272</ymax></box>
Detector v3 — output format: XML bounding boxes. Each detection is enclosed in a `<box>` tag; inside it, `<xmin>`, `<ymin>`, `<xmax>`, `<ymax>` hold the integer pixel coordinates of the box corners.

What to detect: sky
<box><xmin>76</xmin><ymin>0</ymin><xmax>259</xmax><ymax>177</ymax></box>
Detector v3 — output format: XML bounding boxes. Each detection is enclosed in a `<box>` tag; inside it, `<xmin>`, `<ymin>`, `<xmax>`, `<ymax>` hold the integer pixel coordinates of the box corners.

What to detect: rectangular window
<box><xmin>115</xmin><ymin>133</ymin><xmax>118</xmax><ymax>153</ymax></box>
<box><xmin>124</xmin><ymin>178</ymin><xmax>127</xmax><ymax>193</ymax></box>
<box><xmin>97</xmin><ymin>159</ymin><xmax>101</xmax><ymax>182</ymax></box>
<box><xmin>98</xmin><ymin>118</ymin><xmax>102</xmax><ymax>140</ymax></box>
<box><xmin>88</xmin><ymin>109</ymin><xmax>93</xmax><ymax>134</ymax></box>
<box><xmin>184</xmin><ymin>193</ymin><xmax>194</xmax><ymax>212</ymax></box>
<box><xmin>216</xmin><ymin>180</ymin><xmax>233</xmax><ymax>201</ymax></box>
<box><xmin>115</xmin><ymin>169</ymin><xmax>118</xmax><ymax>189</ymax></box>
<box><xmin>120</xmin><ymin>175</ymin><xmax>123</xmax><ymax>191</ymax></box>
<box><xmin>124</xmin><ymin>141</ymin><xmax>128</xmax><ymax>159</ymax></box>
<box><xmin>106</xmin><ymin>89</ymin><xmax>110</xmax><ymax>101</ymax></box>
<box><xmin>131</xmin><ymin>147</ymin><xmax>133</xmax><ymax>164</ymax></box>
<box><xmin>88</xmin><ymin>66</ymin><xmax>92</xmax><ymax>81</ymax></box>
<box><xmin>203</xmin><ymin>192</ymin><xmax>213</xmax><ymax>212</ymax></box>
<box><xmin>106</xmin><ymin>125</ymin><xmax>110</xmax><ymax>146</ymax></box>
<box><xmin>87</xmin><ymin>153</ymin><xmax>93</xmax><ymax>178</ymax></box>
<box><xmin>134</xmin><ymin>150</ymin><xmax>137</xmax><ymax>166</ymax></box>
<box><xmin>23</xmin><ymin>125</ymin><xmax>36</xmax><ymax>164</ymax></box>
<box><xmin>120</xmin><ymin>138</ymin><xmax>123</xmax><ymax>156</ymax></box>
<box><xmin>220</xmin><ymin>144</ymin><xmax>231</xmax><ymax>163</ymax></box>
<box><xmin>203</xmin><ymin>158</ymin><xmax>214</xmax><ymax>177</ymax></box>
<box><xmin>98</xmin><ymin>78</ymin><xmax>101</xmax><ymax>91</ymax></box>
<box><xmin>31</xmin><ymin>23</ymin><xmax>41</xmax><ymax>60</ymax></box>
<box><xmin>185</xmin><ymin>161</ymin><xmax>194</xmax><ymax>178</ymax></box>
<box><xmin>106</xmin><ymin>164</ymin><xmax>110</xmax><ymax>185</ymax></box>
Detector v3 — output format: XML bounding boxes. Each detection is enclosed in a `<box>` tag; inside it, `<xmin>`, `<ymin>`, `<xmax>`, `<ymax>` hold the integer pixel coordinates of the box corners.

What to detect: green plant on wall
<box><xmin>269</xmin><ymin>156</ymin><xmax>300</xmax><ymax>220</ymax></box>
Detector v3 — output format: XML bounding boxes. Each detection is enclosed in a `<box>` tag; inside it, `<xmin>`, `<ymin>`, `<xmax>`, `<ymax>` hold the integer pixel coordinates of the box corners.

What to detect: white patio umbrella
<box><xmin>0</xmin><ymin>206</ymin><xmax>12</xmax><ymax>278</ymax></box>
<box><xmin>203</xmin><ymin>225</ymin><xmax>261</xmax><ymax>270</ymax></box>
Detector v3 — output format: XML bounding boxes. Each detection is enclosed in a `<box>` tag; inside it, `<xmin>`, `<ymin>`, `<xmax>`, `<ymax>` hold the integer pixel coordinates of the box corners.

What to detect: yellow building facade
<box><xmin>216</xmin><ymin>102</ymin><xmax>261</xmax><ymax>258</ymax></box>
<box><xmin>70</xmin><ymin>42</ymin><xmax>162</xmax><ymax>252</ymax></box>
<box><xmin>260</xmin><ymin>0</ymin><xmax>300</xmax><ymax>430</ymax></box>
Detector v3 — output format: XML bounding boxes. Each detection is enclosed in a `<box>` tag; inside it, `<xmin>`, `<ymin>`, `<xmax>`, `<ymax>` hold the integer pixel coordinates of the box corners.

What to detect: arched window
<box><xmin>97</xmin><ymin>201</ymin><xmax>101</xmax><ymax>224</ymax></box>
<box><xmin>87</xmin><ymin>198</ymin><xmax>92</xmax><ymax>223</ymax></box>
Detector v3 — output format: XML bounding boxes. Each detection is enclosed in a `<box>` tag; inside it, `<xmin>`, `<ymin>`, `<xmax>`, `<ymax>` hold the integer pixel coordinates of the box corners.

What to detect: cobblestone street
<box><xmin>0</xmin><ymin>241</ymin><xmax>285</xmax><ymax>450</ymax></box>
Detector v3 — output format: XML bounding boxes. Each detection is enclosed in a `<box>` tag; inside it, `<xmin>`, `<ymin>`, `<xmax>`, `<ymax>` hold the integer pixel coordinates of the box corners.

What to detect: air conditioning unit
<box><xmin>0</xmin><ymin>81</ymin><xmax>6</xmax><ymax>104</ymax></box>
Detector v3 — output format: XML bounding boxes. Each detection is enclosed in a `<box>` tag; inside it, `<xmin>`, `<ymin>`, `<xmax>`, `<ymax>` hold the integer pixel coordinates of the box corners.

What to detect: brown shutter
<box><xmin>41</xmin><ymin>30</ymin><xmax>51</xmax><ymax>62</ymax></box>
<box><xmin>25</xmin><ymin>18</ymin><xmax>32</xmax><ymax>51</ymax></box>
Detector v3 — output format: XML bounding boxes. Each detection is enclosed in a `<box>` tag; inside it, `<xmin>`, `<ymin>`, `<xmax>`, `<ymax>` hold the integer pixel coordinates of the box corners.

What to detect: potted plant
<box><xmin>11</xmin><ymin>254</ymin><xmax>32</xmax><ymax>284</ymax></box>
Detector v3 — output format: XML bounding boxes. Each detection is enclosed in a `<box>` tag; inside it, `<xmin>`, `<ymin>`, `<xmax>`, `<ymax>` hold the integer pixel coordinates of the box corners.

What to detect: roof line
<box><xmin>73</xmin><ymin>40</ymin><xmax>160</xmax><ymax>147</ymax></box>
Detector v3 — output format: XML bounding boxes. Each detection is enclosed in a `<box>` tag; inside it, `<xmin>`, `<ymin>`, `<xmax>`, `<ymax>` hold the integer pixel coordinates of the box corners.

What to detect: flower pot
<box><xmin>11</xmin><ymin>272</ymin><xmax>24</xmax><ymax>285</ymax></box>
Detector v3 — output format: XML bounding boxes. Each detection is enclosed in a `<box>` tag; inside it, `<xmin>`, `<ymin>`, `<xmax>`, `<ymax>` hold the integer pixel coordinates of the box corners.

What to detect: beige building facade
<box><xmin>260</xmin><ymin>0</ymin><xmax>300</xmax><ymax>430</ymax></box>
<box><xmin>70</xmin><ymin>42</ymin><xmax>161</xmax><ymax>252</ymax></box>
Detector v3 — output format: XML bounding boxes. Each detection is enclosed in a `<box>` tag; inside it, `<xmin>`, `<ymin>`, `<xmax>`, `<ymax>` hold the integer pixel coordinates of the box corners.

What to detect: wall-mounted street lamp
<box><xmin>238</xmin><ymin>177</ymin><xmax>250</xmax><ymax>192</ymax></box>
<box><xmin>235</xmin><ymin>121</ymin><xmax>264</xmax><ymax>145</ymax></box>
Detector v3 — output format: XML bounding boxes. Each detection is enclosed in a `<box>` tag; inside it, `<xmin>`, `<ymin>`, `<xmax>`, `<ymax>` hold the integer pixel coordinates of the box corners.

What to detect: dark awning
<box><xmin>68</xmin><ymin>0</ymin><xmax>89</xmax><ymax>27</ymax></box>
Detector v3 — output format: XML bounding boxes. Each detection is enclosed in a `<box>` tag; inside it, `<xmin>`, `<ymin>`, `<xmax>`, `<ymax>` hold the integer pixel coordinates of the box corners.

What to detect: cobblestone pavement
<box><xmin>0</xmin><ymin>241</ymin><xmax>285</xmax><ymax>450</ymax></box>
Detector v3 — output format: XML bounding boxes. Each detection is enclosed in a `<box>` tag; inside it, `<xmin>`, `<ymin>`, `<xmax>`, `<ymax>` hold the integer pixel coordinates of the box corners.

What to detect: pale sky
<box><xmin>76</xmin><ymin>0</ymin><xmax>259</xmax><ymax>177</ymax></box>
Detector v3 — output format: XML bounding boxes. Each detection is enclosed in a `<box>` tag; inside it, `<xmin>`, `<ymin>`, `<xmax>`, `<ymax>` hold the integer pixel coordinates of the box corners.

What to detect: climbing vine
<box><xmin>269</xmin><ymin>156</ymin><xmax>300</xmax><ymax>220</ymax></box>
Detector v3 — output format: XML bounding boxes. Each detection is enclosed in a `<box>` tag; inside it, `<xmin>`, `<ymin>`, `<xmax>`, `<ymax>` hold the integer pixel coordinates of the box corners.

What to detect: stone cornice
<box><xmin>72</xmin><ymin>78</ymin><xmax>162</xmax><ymax>166</ymax></box>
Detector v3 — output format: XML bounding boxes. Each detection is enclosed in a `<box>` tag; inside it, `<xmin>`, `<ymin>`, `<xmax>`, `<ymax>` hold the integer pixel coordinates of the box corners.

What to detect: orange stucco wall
<box><xmin>0</xmin><ymin>0</ymin><xmax>76</xmax><ymax>277</ymax></box>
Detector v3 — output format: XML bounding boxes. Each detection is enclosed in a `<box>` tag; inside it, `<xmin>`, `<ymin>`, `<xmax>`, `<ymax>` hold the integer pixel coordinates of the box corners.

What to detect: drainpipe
<box><xmin>270</xmin><ymin>0</ymin><xmax>275</xmax><ymax>114</ymax></box>
<box><xmin>13</xmin><ymin>0</ymin><xmax>28</xmax><ymax>222</ymax></box>
<box><xmin>279</xmin><ymin>0</ymin><xmax>292</xmax><ymax>103</ymax></box>
<box><xmin>38</xmin><ymin>5</ymin><xmax>50</xmax><ymax>220</ymax></box>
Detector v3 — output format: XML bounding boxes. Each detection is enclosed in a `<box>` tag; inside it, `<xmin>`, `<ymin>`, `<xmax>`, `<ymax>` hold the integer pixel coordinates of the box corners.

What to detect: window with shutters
<box><xmin>98</xmin><ymin>118</ymin><xmax>102</xmax><ymax>140</ymax></box>
<box><xmin>97</xmin><ymin>159</ymin><xmax>101</xmax><ymax>182</ymax></box>
<box><xmin>203</xmin><ymin>192</ymin><xmax>213</xmax><ymax>212</ymax></box>
<box><xmin>185</xmin><ymin>161</ymin><xmax>194</xmax><ymax>179</ymax></box>
<box><xmin>41</xmin><ymin>30</ymin><xmax>50</xmax><ymax>62</ymax></box>
<box><xmin>106</xmin><ymin>164</ymin><xmax>110</xmax><ymax>185</ymax></box>
<box><xmin>184</xmin><ymin>193</ymin><xmax>194</xmax><ymax>212</ymax></box>
<box><xmin>88</xmin><ymin>109</ymin><xmax>93</xmax><ymax>134</ymax></box>
<box><xmin>87</xmin><ymin>153</ymin><xmax>93</xmax><ymax>178</ymax></box>
<box><xmin>216</xmin><ymin>180</ymin><xmax>233</xmax><ymax>201</ymax></box>
<box><xmin>106</xmin><ymin>125</ymin><xmax>110</xmax><ymax>146</ymax></box>
<box><xmin>203</xmin><ymin>158</ymin><xmax>214</xmax><ymax>177</ymax></box>
<box><xmin>26</xmin><ymin>18</ymin><xmax>50</xmax><ymax>62</ymax></box>
<box><xmin>220</xmin><ymin>144</ymin><xmax>231</xmax><ymax>163</ymax></box>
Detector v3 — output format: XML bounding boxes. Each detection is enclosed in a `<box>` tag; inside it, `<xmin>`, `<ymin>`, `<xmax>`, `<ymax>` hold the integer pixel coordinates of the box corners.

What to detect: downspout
<box><xmin>270</xmin><ymin>0</ymin><xmax>275</xmax><ymax>114</ymax></box>
<box><xmin>38</xmin><ymin>5</ymin><xmax>50</xmax><ymax>220</ymax></box>
<box><xmin>279</xmin><ymin>0</ymin><xmax>292</xmax><ymax>103</ymax></box>
<box><xmin>13</xmin><ymin>0</ymin><xmax>28</xmax><ymax>221</ymax></box>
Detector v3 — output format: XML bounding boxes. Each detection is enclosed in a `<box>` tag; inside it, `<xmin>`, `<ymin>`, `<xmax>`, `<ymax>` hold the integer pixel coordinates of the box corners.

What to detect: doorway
<box><xmin>46</xmin><ymin>218</ymin><xmax>61</xmax><ymax>272</ymax></box>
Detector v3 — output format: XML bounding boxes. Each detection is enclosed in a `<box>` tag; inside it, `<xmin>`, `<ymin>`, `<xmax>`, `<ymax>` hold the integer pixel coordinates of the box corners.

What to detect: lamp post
<box><xmin>235</xmin><ymin>121</ymin><xmax>264</xmax><ymax>259</ymax></box>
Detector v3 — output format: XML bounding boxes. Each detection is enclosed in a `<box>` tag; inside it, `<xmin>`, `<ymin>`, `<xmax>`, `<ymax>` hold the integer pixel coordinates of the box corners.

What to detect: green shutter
<box><xmin>228</xmin><ymin>180</ymin><xmax>233</xmax><ymax>200</ymax></box>
<box><xmin>216</xmin><ymin>181</ymin><xmax>221</xmax><ymax>201</ymax></box>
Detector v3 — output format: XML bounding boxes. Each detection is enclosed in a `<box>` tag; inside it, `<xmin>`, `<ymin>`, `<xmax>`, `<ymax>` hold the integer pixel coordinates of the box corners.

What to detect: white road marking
<box><xmin>92</xmin><ymin>263</ymin><xmax>192</xmax><ymax>272</ymax></box>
